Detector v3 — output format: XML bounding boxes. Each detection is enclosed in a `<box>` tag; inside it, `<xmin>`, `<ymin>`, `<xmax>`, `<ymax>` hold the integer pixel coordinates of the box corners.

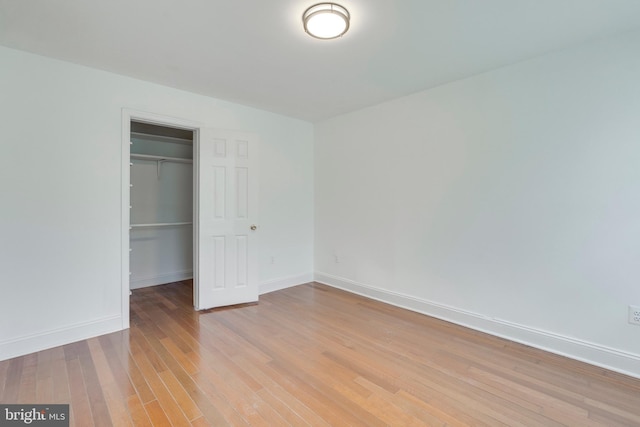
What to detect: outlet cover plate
<box><xmin>629</xmin><ymin>305</ymin><xmax>640</xmax><ymax>325</ymax></box>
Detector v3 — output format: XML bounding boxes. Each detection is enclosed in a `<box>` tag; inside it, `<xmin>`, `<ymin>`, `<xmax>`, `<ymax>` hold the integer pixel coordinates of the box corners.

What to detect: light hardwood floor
<box><xmin>1</xmin><ymin>281</ymin><xmax>639</xmax><ymax>426</ymax></box>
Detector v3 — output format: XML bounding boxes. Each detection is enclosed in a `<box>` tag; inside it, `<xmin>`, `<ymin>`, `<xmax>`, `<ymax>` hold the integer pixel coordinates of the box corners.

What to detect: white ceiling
<box><xmin>1</xmin><ymin>0</ymin><xmax>640</xmax><ymax>122</ymax></box>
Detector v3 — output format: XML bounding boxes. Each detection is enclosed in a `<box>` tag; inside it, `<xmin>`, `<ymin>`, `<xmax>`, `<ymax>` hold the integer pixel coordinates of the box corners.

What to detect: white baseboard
<box><xmin>130</xmin><ymin>270</ymin><xmax>193</xmax><ymax>289</ymax></box>
<box><xmin>0</xmin><ymin>315</ymin><xmax>122</xmax><ymax>362</ymax></box>
<box><xmin>260</xmin><ymin>273</ymin><xmax>314</xmax><ymax>295</ymax></box>
<box><xmin>315</xmin><ymin>272</ymin><xmax>640</xmax><ymax>379</ymax></box>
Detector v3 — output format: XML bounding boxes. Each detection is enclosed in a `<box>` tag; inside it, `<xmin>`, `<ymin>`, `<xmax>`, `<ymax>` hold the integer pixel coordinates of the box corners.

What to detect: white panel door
<box><xmin>194</xmin><ymin>129</ymin><xmax>258</xmax><ymax>310</ymax></box>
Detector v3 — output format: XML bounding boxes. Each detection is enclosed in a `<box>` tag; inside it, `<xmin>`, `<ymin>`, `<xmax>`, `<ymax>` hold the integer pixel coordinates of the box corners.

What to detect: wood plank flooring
<box><xmin>1</xmin><ymin>281</ymin><xmax>640</xmax><ymax>426</ymax></box>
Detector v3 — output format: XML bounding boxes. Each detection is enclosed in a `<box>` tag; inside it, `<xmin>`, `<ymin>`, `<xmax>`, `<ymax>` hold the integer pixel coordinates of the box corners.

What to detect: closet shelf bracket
<box><xmin>157</xmin><ymin>160</ymin><xmax>164</xmax><ymax>178</ymax></box>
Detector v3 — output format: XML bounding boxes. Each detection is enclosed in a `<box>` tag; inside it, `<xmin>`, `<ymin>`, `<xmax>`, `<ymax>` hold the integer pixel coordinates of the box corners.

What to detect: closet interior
<box><xmin>129</xmin><ymin>121</ymin><xmax>194</xmax><ymax>289</ymax></box>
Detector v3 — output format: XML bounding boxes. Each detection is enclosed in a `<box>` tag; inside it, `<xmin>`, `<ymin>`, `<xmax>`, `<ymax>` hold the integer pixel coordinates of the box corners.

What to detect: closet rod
<box><xmin>130</xmin><ymin>222</ymin><xmax>193</xmax><ymax>228</ymax></box>
<box><xmin>130</xmin><ymin>153</ymin><xmax>193</xmax><ymax>164</ymax></box>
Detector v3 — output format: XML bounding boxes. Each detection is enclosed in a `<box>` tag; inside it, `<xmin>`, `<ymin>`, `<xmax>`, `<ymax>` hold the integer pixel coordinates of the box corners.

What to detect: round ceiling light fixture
<box><xmin>303</xmin><ymin>3</ymin><xmax>350</xmax><ymax>40</ymax></box>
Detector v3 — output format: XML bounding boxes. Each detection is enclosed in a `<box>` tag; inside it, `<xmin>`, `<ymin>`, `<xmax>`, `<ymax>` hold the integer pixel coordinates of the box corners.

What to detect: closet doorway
<box><xmin>129</xmin><ymin>121</ymin><xmax>194</xmax><ymax>291</ymax></box>
<box><xmin>121</xmin><ymin>110</ymin><xmax>260</xmax><ymax>329</ymax></box>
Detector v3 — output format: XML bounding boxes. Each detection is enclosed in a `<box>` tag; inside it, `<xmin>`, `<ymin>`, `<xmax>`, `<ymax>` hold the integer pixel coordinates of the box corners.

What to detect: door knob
<box><xmin>250</xmin><ymin>225</ymin><xmax>257</xmax><ymax>231</ymax></box>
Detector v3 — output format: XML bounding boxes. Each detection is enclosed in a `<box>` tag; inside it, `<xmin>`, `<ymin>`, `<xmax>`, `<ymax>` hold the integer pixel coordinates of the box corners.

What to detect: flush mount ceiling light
<box><xmin>303</xmin><ymin>3</ymin><xmax>350</xmax><ymax>40</ymax></box>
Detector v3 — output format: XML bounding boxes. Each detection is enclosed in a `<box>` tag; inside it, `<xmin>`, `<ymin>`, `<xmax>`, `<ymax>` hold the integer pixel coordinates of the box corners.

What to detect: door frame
<box><xmin>121</xmin><ymin>109</ymin><xmax>201</xmax><ymax>329</ymax></box>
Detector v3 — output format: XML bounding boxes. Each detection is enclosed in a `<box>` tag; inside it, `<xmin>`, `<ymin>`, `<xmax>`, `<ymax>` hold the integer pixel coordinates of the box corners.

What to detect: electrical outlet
<box><xmin>270</xmin><ymin>256</ymin><xmax>275</xmax><ymax>265</ymax></box>
<box><xmin>629</xmin><ymin>305</ymin><xmax>640</xmax><ymax>325</ymax></box>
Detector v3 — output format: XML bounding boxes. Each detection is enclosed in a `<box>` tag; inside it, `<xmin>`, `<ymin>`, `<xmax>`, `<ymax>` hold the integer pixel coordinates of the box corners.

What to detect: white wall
<box><xmin>0</xmin><ymin>46</ymin><xmax>314</xmax><ymax>360</ymax></box>
<box><xmin>315</xmin><ymin>30</ymin><xmax>640</xmax><ymax>377</ymax></box>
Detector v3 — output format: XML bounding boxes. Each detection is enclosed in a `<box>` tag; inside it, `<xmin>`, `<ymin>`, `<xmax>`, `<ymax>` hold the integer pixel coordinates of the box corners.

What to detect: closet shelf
<box><xmin>130</xmin><ymin>222</ymin><xmax>193</xmax><ymax>228</ymax></box>
<box><xmin>130</xmin><ymin>131</ymin><xmax>192</xmax><ymax>145</ymax></box>
<box><xmin>130</xmin><ymin>153</ymin><xmax>193</xmax><ymax>164</ymax></box>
